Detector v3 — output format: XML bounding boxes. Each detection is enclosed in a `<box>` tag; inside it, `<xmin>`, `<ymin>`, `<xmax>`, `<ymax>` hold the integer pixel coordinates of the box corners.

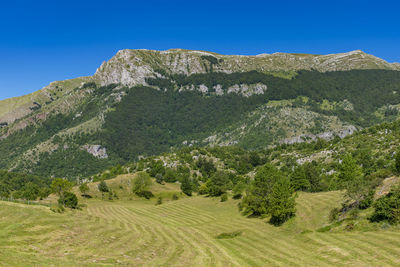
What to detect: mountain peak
<box><xmin>92</xmin><ymin>48</ymin><xmax>400</xmax><ymax>88</ymax></box>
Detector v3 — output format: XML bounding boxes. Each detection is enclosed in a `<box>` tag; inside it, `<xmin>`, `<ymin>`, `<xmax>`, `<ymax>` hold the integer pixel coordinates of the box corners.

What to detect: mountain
<box><xmin>0</xmin><ymin>49</ymin><xmax>400</xmax><ymax>179</ymax></box>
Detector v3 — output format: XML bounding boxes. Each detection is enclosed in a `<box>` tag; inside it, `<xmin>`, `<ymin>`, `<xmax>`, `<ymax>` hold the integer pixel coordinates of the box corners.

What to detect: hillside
<box><xmin>0</xmin><ymin>49</ymin><xmax>400</xmax><ymax>179</ymax></box>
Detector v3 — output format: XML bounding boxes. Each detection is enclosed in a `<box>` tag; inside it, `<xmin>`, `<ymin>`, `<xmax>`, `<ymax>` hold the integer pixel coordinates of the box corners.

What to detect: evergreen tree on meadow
<box><xmin>180</xmin><ymin>175</ymin><xmax>193</xmax><ymax>196</ymax></box>
<box><xmin>240</xmin><ymin>164</ymin><xmax>296</xmax><ymax>225</ymax></box>
<box><xmin>268</xmin><ymin>175</ymin><xmax>296</xmax><ymax>225</ymax></box>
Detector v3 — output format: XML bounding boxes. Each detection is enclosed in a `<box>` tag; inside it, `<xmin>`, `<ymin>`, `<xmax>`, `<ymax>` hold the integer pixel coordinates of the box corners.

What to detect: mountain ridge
<box><xmin>2</xmin><ymin>49</ymin><xmax>399</xmax><ymax>125</ymax></box>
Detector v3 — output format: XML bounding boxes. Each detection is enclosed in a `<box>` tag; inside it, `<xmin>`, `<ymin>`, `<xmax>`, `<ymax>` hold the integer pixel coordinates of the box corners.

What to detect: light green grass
<box><xmin>1</xmin><ymin>183</ymin><xmax>399</xmax><ymax>266</ymax></box>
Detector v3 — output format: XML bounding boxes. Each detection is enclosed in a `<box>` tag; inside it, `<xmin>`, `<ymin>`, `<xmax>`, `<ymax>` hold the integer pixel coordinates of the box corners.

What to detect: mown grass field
<box><xmin>1</xmin><ymin>175</ymin><xmax>400</xmax><ymax>266</ymax></box>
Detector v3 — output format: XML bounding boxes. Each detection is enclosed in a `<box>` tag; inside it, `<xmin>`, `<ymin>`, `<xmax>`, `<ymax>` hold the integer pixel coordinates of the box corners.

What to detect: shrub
<box><xmin>79</xmin><ymin>183</ymin><xmax>90</xmax><ymax>196</ymax></box>
<box><xmin>58</xmin><ymin>192</ymin><xmax>78</xmax><ymax>209</ymax></box>
<box><xmin>329</xmin><ymin>207</ymin><xmax>340</xmax><ymax>222</ymax></box>
<box><xmin>220</xmin><ymin>193</ymin><xmax>228</xmax><ymax>202</ymax></box>
<box><xmin>155</xmin><ymin>173</ymin><xmax>164</xmax><ymax>184</ymax></box>
<box><xmin>232</xmin><ymin>181</ymin><xmax>246</xmax><ymax>199</ymax></box>
<box><xmin>156</xmin><ymin>196</ymin><xmax>163</xmax><ymax>205</ymax></box>
<box><xmin>135</xmin><ymin>190</ymin><xmax>154</xmax><ymax>199</ymax></box>
<box><xmin>358</xmin><ymin>190</ymin><xmax>374</xmax><ymax>209</ymax></box>
<box><xmin>370</xmin><ymin>186</ymin><xmax>400</xmax><ymax>224</ymax></box>
<box><xmin>198</xmin><ymin>182</ymin><xmax>210</xmax><ymax>195</ymax></box>
<box><xmin>208</xmin><ymin>171</ymin><xmax>232</xmax><ymax>197</ymax></box>
<box><xmin>50</xmin><ymin>204</ymin><xmax>65</xmax><ymax>213</ymax></box>
<box><xmin>98</xmin><ymin>180</ymin><xmax>109</xmax><ymax>193</ymax></box>
<box><xmin>215</xmin><ymin>230</ymin><xmax>242</xmax><ymax>239</ymax></box>
<box><xmin>132</xmin><ymin>172</ymin><xmax>152</xmax><ymax>193</ymax></box>
<box><xmin>172</xmin><ymin>194</ymin><xmax>179</xmax><ymax>200</ymax></box>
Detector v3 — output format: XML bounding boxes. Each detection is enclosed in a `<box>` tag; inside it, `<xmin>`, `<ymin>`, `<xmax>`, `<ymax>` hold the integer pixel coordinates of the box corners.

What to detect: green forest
<box><xmin>0</xmin><ymin>70</ymin><xmax>400</xmax><ymax>180</ymax></box>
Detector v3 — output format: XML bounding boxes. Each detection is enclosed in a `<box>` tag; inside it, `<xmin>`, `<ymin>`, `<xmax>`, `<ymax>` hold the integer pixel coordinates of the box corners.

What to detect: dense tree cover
<box><xmin>31</xmin><ymin>147</ymin><xmax>112</xmax><ymax>179</ymax></box>
<box><xmin>103</xmin><ymin>69</ymin><xmax>400</xmax><ymax>164</ymax></box>
<box><xmin>101</xmin><ymin>86</ymin><xmax>264</xmax><ymax>161</ymax></box>
<box><xmin>0</xmin><ymin>83</ymin><xmax>121</xmax><ymax>179</ymax></box>
<box><xmin>0</xmin><ymin>170</ymin><xmax>52</xmax><ymax>200</ymax></box>
<box><xmin>2</xmin><ymin>70</ymin><xmax>400</xmax><ymax>180</ymax></box>
<box><xmin>149</xmin><ymin>69</ymin><xmax>400</xmax><ymax>126</ymax></box>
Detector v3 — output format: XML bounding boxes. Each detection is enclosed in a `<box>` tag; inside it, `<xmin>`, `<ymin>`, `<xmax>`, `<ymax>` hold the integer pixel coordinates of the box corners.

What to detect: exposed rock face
<box><xmin>83</xmin><ymin>145</ymin><xmax>108</xmax><ymax>159</ymax></box>
<box><xmin>92</xmin><ymin>49</ymin><xmax>400</xmax><ymax>90</ymax></box>
<box><xmin>227</xmin><ymin>83</ymin><xmax>267</xmax><ymax>97</ymax></box>
<box><xmin>281</xmin><ymin>125</ymin><xmax>357</xmax><ymax>144</ymax></box>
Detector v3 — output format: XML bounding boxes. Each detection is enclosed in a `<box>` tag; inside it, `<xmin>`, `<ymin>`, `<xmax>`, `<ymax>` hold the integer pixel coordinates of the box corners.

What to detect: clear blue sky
<box><xmin>1</xmin><ymin>0</ymin><xmax>399</xmax><ymax>100</ymax></box>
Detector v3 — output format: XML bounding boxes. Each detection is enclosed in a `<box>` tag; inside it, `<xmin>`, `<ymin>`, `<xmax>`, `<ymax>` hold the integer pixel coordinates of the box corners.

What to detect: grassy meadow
<box><xmin>1</xmin><ymin>174</ymin><xmax>399</xmax><ymax>266</ymax></box>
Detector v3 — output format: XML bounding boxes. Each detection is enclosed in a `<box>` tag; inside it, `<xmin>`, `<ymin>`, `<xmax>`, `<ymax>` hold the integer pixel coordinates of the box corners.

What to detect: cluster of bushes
<box><xmin>0</xmin><ymin>170</ymin><xmax>52</xmax><ymax>200</ymax></box>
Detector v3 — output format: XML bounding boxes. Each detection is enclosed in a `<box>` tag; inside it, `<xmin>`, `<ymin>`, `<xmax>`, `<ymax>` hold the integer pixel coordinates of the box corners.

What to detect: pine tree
<box><xmin>338</xmin><ymin>154</ymin><xmax>363</xmax><ymax>186</ymax></box>
<box><xmin>290</xmin><ymin>165</ymin><xmax>310</xmax><ymax>191</ymax></box>
<box><xmin>181</xmin><ymin>175</ymin><xmax>193</xmax><ymax>196</ymax></box>
<box><xmin>268</xmin><ymin>176</ymin><xmax>296</xmax><ymax>225</ymax></box>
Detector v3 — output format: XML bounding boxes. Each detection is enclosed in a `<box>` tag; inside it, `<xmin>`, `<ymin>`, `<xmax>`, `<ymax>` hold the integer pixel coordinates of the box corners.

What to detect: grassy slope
<box><xmin>0</xmin><ymin>77</ymin><xmax>90</xmax><ymax>124</ymax></box>
<box><xmin>1</xmin><ymin>175</ymin><xmax>399</xmax><ymax>266</ymax></box>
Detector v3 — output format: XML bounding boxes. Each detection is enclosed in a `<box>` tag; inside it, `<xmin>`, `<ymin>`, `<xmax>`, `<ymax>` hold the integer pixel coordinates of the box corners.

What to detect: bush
<box><xmin>198</xmin><ymin>182</ymin><xmax>209</xmax><ymax>195</ymax></box>
<box><xmin>156</xmin><ymin>196</ymin><xmax>163</xmax><ymax>205</ymax></box>
<box><xmin>220</xmin><ymin>193</ymin><xmax>228</xmax><ymax>202</ymax></box>
<box><xmin>370</xmin><ymin>186</ymin><xmax>400</xmax><ymax>224</ymax></box>
<box><xmin>172</xmin><ymin>194</ymin><xmax>179</xmax><ymax>200</ymax></box>
<box><xmin>208</xmin><ymin>171</ymin><xmax>232</xmax><ymax>197</ymax></box>
<box><xmin>348</xmin><ymin>208</ymin><xmax>360</xmax><ymax>220</ymax></box>
<box><xmin>58</xmin><ymin>192</ymin><xmax>78</xmax><ymax>209</ymax></box>
<box><xmin>359</xmin><ymin>190</ymin><xmax>374</xmax><ymax>209</ymax></box>
<box><xmin>98</xmin><ymin>180</ymin><xmax>109</xmax><ymax>193</ymax></box>
<box><xmin>329</xmin><ymin>207</ymin><xmax>340</xmax><ymax>222</ymax></box>
<box><xmin>232</xmin><ymin>181</ymin><xmax>246</xmax><ymax>199</ymax></box>
<box><xmin>215</xmin><ymin>230</ymin><xmax>242</xmax><ymax>239</ymax></box>
<box><xmin>155</xmin><ymin>173</ymin><xmax>164</xmax><ymax>184</ymax></box>
<box><xmin>135</xmin><ymin>190</ymin><xmax>154</xmax><ymax>199</ymax></box>
<box><xmin>132</xmin><ymin>172</ymin><xmax>152</xmax><ymax>193</ymax></box>
<box><xmin>50</xmin><ymin>204</ymin><xmax>65</xmax><ymax>213</ymax></box>
<box><xmin>79</xmin><ymin>183</ymin><xmax>90</xmax><ymax>196</ymax></box>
